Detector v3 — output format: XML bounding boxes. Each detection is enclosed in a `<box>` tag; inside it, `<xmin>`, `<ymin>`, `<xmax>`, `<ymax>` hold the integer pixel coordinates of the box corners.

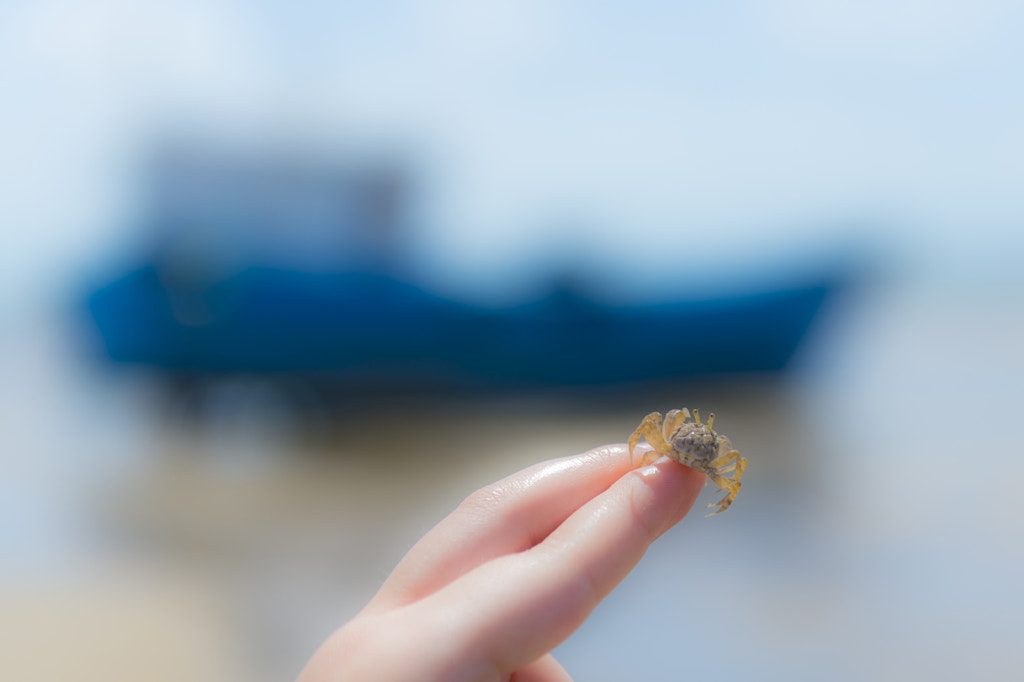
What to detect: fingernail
<box><xmin>636</xmin><ymin>462</ymin><xmax>664</xmax><ymax>478</ymax></box>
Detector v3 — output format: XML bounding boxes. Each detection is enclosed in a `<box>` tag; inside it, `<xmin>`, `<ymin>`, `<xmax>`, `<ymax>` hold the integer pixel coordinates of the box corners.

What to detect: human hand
<box><xmin>297</xmin><ymin>443</ymin><xmax>704</xmax><ymax>682</ymax></box>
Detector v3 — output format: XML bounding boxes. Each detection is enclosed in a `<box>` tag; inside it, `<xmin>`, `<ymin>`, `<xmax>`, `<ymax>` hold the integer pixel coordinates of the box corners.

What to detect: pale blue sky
<box><xmin>2</xmin><ymin>0</ymin><xmax>1023</xmax><ymax>309</ymax></box>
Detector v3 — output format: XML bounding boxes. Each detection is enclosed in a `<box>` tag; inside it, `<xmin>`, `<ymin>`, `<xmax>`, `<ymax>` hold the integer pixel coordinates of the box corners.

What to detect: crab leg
<box><xmin>628</xmin><ymin>412</ymin><xmax>673</xmax><ymax>467</ymax></box>
<box><xmin>705</xmin><ymin>472</ymin><xmax>740</xmax><ymax>494</ymax></box>
<box><xmin>709</xmin><ymin>450</ymin><xmax>746</xmax><ymax>481</ymax></box>
<box><xmin>708</xmin><ymin>449</ymin><xmax>741</xmax><ymax>468</ymax></box>
<box><xmin>733</xmin><ymin>455</ymin><xmax>748</xmax><ymax>481</ymax></box>
<box><xmin>661</xmin><ymin>408</ymin><xmax>690</xmax><ymax>442</ymax></box>
<box><xmin>706</xmin><ymin>451</ymin><xmax>745</xmax><ymax>515</ymax></box>
<box><xmin>705</xmin><ymin>492</ymin><xmax>736</xmax><ymax>517</ymax></box>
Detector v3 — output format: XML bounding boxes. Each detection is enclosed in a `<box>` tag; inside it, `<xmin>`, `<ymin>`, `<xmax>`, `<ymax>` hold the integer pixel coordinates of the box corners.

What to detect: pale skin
<box><xmin>297</xmin><ymin>443</ymin><xmax>705</xmax><ymax>682</ymax></box>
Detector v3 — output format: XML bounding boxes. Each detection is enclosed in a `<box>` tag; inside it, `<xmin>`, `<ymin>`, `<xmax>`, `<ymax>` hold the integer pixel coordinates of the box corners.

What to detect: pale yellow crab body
<box><xmin>628</xmin><ymin>408</ymin><xmax>747</xmax><ymax>516</ymax></box>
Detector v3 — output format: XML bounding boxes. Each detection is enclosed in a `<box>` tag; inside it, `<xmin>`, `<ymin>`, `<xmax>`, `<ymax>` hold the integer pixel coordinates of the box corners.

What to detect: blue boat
<box><xmin>82</xmin><ymin>146</ymin><xmax>849</xmax><ymax>392</ymax></box>
<box><xmin>86</xmin><ymin>264</ymin><xmax>843</xmax><ymax>390</ymax></box>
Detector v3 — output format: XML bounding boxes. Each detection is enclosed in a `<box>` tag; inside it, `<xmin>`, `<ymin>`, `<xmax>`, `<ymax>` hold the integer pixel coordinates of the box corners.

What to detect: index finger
<box><xmin>365</xmin><ymin>444</ymin><xmax>637</xmax><ymax>614</ymax></box>
<box><xmin>411</xmin><ymin>457</ymin><xmax>704</xmax><ymax>676</ymax></box>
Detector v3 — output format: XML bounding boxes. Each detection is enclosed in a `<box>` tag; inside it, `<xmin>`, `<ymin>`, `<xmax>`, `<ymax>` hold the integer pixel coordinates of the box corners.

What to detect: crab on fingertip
<box><xmin>628</xmin><ymin>408</ymin><xmax>747</xmax><ymax>516</ymax></box>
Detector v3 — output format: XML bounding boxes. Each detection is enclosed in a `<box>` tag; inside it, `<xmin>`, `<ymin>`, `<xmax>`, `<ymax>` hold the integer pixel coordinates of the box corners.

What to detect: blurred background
<box><xmin>2</xmin><ymin>1</ymin><xmax>1023</xmax><ymax>680</ymax></box>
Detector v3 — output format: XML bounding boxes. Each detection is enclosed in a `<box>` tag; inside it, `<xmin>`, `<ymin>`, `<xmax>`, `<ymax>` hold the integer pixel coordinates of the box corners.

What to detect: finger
<box><xmin>366</xmin><ymin>444</ymin><xmax>637</xmax><ymax>613</ymax></box>
<box><xmin>510</xmin><ymin>653</ymin><xmax>573</xmax><ymax>682</ymax></box>
<box><xmin>419</xmin><ymin>458</ymin><xmax>703</xmax><ymax>674</ymax></box>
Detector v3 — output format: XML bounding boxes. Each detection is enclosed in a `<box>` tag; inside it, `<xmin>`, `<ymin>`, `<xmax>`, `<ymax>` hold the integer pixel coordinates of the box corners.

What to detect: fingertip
<box><xmin>629</xmin><ymin>458</ymin><xmax>705</xmax><ymax>540</ymax></box>
<box><xmin>578</xmin><ymin>442</ymin><xmax>634</xmax><ymax>470</ymax></box>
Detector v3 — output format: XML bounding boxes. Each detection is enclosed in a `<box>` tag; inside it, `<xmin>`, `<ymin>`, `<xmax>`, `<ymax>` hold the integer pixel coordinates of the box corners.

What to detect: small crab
<box><xmin>628</xmin><ymin>408</ymin><xmax>747</xmax><ymax>516</ymax></box>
